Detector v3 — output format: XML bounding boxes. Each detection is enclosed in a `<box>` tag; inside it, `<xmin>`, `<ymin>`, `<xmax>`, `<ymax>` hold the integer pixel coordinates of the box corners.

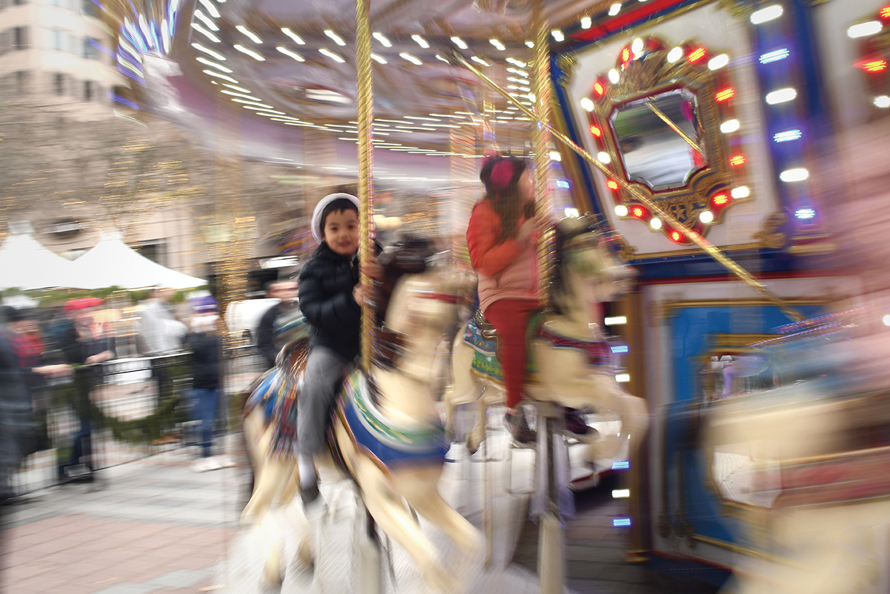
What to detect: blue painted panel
<box><xmin>663</xmin><ymin>304</ymin><xmax>824</xmax><ymax>542</ymax></box>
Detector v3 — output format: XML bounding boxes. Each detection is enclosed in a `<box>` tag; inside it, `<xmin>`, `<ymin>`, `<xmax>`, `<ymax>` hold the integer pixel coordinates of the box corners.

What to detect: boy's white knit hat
<box><xmin>311</xmin><ymin>193</ymin><xmax>361</xmax><ymax>244</ymax></box>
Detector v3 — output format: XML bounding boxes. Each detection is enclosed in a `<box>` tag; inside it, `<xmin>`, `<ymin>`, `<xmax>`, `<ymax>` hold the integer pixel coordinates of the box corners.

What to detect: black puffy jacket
<box><xmin>298</xmin><ymin>242</ymin><xmax>363</xmax><ymax>362</ymax></box>
<box><xmin>186</xmin><ymin>331</ymin><xmax>221</xmax><ymax>389</ymax></box>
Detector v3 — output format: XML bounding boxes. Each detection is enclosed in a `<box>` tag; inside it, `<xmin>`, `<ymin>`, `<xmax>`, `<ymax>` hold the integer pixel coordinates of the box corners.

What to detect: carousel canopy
<box><xmin>0</xmin><ymin>233</ymin><xmax>86</xmax><ymax>291</ymax></box>
<box><xmin>70</xmin><ymin>237</ymin><xmax>206</xmax><ymax>290</ymax></box>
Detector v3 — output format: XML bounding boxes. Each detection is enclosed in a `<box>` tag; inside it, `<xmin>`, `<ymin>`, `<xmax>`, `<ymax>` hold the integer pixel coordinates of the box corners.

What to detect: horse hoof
<box><xmin>466</xmin><ymin>436</ymin><xmax>481</xmax><ymax>456</ymax></box>
<box><xmin>424</xmin><ymin>564</ymin><xmax>458</xmax><ymax>594</ymax></box>
<box><xmin>262</xmin><ymin>554</ymin><xmax>284</xmax><ymax>591</ymax></box>
<box><xmin>297</xmin><ymin>538</ymin><xmax>314</xmax><ymax>569</ymax></box>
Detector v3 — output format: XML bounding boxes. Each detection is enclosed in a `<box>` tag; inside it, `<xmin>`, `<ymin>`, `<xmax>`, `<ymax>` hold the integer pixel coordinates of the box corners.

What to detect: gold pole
<box><xmin>356</xmin><ymin>0</ymin><xmax>375</xmax><ymax>372</ymax></box>
<box><xmin>644</xmin><ymin>100</ymin><xmax>703</xmax><ymax>155</ymax></box>
<box><xmin>532</xmin><ymin>0</ymin><xmax>554</xmax><ymax>310</ymax></box>
<box><xmin>448</xmin><ymin>51</ymin><xmax>803</xmax><ymax>322</ymax></box>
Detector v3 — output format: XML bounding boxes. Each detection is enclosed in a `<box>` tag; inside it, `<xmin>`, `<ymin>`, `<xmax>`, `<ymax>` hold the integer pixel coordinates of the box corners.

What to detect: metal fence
<box><xmin>11</xmin><ymin>344</ymin><xmax>271</xmax><ymax>496</ymax></box>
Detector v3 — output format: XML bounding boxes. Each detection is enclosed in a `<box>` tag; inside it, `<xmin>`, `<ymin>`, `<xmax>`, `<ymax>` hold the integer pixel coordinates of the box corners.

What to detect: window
<box><xmin>13</xmin><ymin>0</ymin><xmax>27</xmax><ymax>5</ymax></box>
<box><xmin>16</xmin><ymin>71</ymin><xmax>28</xmax><ymax>94</ymax></box>
<box><xmin>50</xmin><ymin>28</ymin><xmax>61</xmax><ymax>50</ymax></box>
<box><xmin>54</xmin><ymin>72</ymin><xmax>64</xmax><ymax>95</ymax></box>
<box><xmin>81</xmin><ymin>0</ymin><xmax>100</xmax><ymax>17</ymax></box>
<box><xmin>13</xmin><ymin>26</ymin><xmax>27</xmax><ymax>49</ymax></box>
<box><xmin>83</xmin><ymin>80</ymin><xmax>92</xmax><ymax>100</ymax></box>
<box><xmin>82</xmin><ymin>37</ymin><xmax>99</xmax><ymax>60</ymax></box>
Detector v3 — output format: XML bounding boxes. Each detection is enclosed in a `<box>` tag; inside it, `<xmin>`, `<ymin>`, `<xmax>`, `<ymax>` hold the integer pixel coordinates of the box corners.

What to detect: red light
<box><xmin>689</xmin><ymin>47</ymin><xmax>706</xmax><ymax>63</ymax></box>
<box><xmin>632</xmin><ymin>207</ymin><xmax>644</xmax><ymax>218</ymax></box>
<box><xmin>712</xmin><ymin>193</ymin><xmax>729</xmax><ymax>206</ymax></box>
<box><xmin>857</xmin><ymin>59</ymin><xmax>888</xmax><ymax>73</ymax></box>
<box><xmin>590</xmin><ymin>125</ymin><xmax>602</xmax><ymax>137</ymax></box>
<box><xmin>621</xmin><ymin>47</ymin><xmax>631</xmax><ymax>62</ymax></box>
<box><xmin>594</xmin><ymin>81</ymin><xmax>605</xmax><ymax>96</ymax></box>
<box><xmin>671</xmin><ymin>231</ymin><xmax>682</xmax><ymax>242</ymax></box>
<box><xmin>729</xmin><ymin>155</ymin><xmax>746</xmax><ymax>167</ymax></box>
<box><xmin>716</xmin><ymin>88</ymin><xmax>736</xmax><ymax>102</ymax></box>
<box><xmin>607</xmin><ymin>179</ymin><xmax>619</xmax><ymax>190</ymax></box>
<box><xmin>881</xmin><ymin>6</ymin><xmax>890</xmax><ymax>18</ymax></box>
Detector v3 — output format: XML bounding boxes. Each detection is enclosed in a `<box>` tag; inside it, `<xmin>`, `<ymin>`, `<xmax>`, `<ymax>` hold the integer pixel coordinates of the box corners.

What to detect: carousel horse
<box><xmin>241</xmin><ymin>262</ymin><xmax>481</xmax><ymax>592</ymax></box>
<box><xmin>446</xmin><ymin>215</ymin><xmax>648</xmax><ymax>466</ymax></box>
<box><xmin>703</xmin><ymin>307</ymin><xmax>890</xmax><ymax>594</ymax></box>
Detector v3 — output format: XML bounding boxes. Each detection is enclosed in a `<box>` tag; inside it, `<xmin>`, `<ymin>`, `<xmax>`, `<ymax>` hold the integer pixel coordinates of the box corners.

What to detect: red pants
<box><xmin>485</xmin><ymin>299</ymin><xmax>539</xmax><ymax>409</ymax></box>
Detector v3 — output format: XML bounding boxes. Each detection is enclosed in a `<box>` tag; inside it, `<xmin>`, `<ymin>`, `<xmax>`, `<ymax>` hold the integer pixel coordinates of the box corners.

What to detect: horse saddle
<box><xmin>463</xmin><ymin>309</ymin><xmax>543</xmax><ymax>383</ymax></box>
<box><xmin>245</xmin><ymin>358</ymin><xmax>448</xmax><ymax>467</ymax></box>
<box><xmin>329</xmin><ymin>369</ymin><xmax>449</xmax><ymax>473</ymax></box>
<box><xmin>463</xmin><ymin>309</ymin><xmax>613</xmax><ymax>385</ymax></box>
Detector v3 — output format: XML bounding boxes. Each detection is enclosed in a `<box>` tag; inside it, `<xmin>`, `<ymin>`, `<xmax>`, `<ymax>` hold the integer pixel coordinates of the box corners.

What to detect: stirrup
<box><xmin>474</xmin><ymin>309</ymin><xmax>498</xmax><ymax>340</ymax></box>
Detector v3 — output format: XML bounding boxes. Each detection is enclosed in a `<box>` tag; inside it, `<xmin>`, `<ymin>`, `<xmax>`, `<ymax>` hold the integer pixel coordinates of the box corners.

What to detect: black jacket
<box><xmin>186</xmin><ymin>332</ymin><xmax>221</xmax><ymax>389</ymax></box>
<box><xmin>256</xmin><ymin>303</ymin><xmax>282</xmax><ymax>369</ymax></box>
<box><xmin>299</xmin><ymin>241</ymin><xmax>382</xmax><ymax>362</ymax></box>
<box><xmin>0</xmin><ymin>330</ymin><xmax>38</xmax><ymax>469</ymax></box>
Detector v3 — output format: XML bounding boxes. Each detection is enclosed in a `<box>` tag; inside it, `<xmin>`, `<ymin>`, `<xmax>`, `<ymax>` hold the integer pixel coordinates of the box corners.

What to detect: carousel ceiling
<box><xmin>108</xmin><ymin>0</ymin><xmax>612</xmax><ymax>160</ymax></box>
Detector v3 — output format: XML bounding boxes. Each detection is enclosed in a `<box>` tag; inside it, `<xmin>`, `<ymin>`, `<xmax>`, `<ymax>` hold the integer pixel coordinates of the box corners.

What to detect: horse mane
<box><xmin>548</xmin><ymin>215</ymin><xmax>610</xmax><ymax>315</ymax></box>
<box><xmin>374</xmin><ymin>236</ymin><xmax>438</xmax><ymax>370</ymax></box>
<box><xmin>377</xmin><ymin>236</ymin><xmax>438</xmax><ymax>324</ymax></box>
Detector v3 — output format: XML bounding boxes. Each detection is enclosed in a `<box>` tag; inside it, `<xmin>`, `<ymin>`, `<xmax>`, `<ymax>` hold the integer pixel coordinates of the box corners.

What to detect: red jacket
<box><xmin>466</xmin><ymin>199</ymin><xmax>538</xmax><ymax>312</ymax></box>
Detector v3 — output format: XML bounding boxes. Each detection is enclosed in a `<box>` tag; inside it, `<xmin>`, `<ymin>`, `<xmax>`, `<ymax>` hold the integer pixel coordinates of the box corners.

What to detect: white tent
<box><xmin>70</xmin><ymin>237</ymin><xmax>206</xmax><ymax>290</ymax></box>
<box><xmin>0</xmin><ymin>233</ymin><xmax>85</xmax><ymax>290</ymax></box>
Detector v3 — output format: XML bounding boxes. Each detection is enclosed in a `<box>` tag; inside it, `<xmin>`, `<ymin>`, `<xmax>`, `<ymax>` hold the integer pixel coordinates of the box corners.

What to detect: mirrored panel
<box><xmin>610</xmin><ymin>89</ymin><xmax>705</xmax><ymax>191</ymax></box>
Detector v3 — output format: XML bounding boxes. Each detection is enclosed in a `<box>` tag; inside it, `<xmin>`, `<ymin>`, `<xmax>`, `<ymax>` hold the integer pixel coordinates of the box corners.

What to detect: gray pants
<box><xmin>296</xmin><ymin>346</ymin><xmax>349</xmax><ymax>455</ymax></box>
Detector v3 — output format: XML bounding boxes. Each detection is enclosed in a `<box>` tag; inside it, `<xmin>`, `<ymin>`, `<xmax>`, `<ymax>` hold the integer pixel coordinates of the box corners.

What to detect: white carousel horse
<box><xmin>241</xmin><ymin>267</ymin><xmax>481</xmax><ymax>592</ymax></box>
<box><xmin>703</xmin><ymin>307</ymin><xmax>890</xmax><ymax>594</ymax></box>
<box><xmin>445</xmin><ymin>216</ymin><xmax>648</xmax><ymax>465</ymax></box>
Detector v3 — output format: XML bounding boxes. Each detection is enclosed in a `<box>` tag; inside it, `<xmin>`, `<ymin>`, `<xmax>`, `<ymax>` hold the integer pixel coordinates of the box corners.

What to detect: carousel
<box><xmin>93</xmin><ymin>0</ymin><xmax>890</xmax><ymax>592</ymax></box>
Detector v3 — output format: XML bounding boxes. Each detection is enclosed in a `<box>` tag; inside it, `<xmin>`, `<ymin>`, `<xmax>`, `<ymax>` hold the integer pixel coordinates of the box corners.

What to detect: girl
<box><xmin>466</xmin><ymin>154</ymin><xmax>587</xmax><ymax>442</ymax></box>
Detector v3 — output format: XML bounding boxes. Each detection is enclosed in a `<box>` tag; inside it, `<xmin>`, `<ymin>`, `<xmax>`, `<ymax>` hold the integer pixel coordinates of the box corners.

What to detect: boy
<box><xmin>296</xmin><ymin>193</ymin><xmax>381</xmax><ymax>511</ymax></box>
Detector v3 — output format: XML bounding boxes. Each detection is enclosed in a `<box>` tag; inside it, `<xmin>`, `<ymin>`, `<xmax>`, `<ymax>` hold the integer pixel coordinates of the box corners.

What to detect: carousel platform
<box><xmin>0</xmin><ymin>426</ymin><xmax>674</xmax><ymax>594</ymax></box>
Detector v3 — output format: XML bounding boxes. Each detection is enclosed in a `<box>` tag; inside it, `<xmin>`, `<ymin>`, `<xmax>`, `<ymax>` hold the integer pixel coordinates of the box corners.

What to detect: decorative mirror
<box><xmin>583</xmin><ymin>36</ymin><xmax>750</xmax><ymax>244</ymax></box>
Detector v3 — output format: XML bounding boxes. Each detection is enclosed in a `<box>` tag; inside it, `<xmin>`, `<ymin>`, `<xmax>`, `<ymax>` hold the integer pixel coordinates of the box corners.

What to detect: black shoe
<box><xmin>564</xmin><ymin>407</ymin><xmax>590</xmax><ymax>435</ymax></box>
<box><xmin>300</xmin><ymin>481</ymin><xmax>319</xmax><ymax>506</ymax></box>
<box><xmin>504</xmin><ymin>408</ymin><xmax>536</xmax><ymax>444</ymax></box>
<box><xmin>300</xmin><ymin>482</ymin><xmax>327</xmax><ymax>520</ymax></box>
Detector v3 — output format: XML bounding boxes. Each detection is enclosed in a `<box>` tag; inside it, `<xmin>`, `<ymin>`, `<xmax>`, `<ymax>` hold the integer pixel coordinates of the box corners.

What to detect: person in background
<box><xmin>185</xmin><ymin>296</ymin><xmax>231</xmax><ymax>472</ymax></box>
<box><xmin>2</xmin><ymin>307</ymin><xmax>68</xmax><ymax>457</ymax></box>
<box><xmin>139</xmin><ymin>287</ymin><xmax>187</xmax><ymax>356</ymax></box>
<box><xmin>58</xmin><ymin>298</ymin><xmax>115</xmax><ymax>482</ymax></box>
<box><xmin>255</xmin><ymin>280</ymin><xmax>299</xmax><ymax>369</ymax></box>
<box><xmin>0</xmin><ymin>314</ymin><xmax>36</xmax><ymax>505</ymax></box>
<box><xmin>139</xmin><ymin>287</ymin><xmax>187</xmax><ymax>423</ymax></box>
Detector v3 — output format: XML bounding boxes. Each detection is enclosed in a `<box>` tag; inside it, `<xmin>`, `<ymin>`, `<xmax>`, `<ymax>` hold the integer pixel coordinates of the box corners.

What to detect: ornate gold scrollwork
<box><xmin>610</xmin><ymin>230</ymin><xmax>637</xmax><ymax>261</ymax></box>
<box><xmin>753</xmin><ymin>212</ymin><xmax>788</xmax><ymax>250</ymax></box>
<box><xmin>555</xmin><ymin>54</ymin><xmax>578</xmax><ymax>86</ymax></box>
<box><xmin>584</xmin><ymin>36</ymin><xmax>748</xmax><ymax>244</ymax></box>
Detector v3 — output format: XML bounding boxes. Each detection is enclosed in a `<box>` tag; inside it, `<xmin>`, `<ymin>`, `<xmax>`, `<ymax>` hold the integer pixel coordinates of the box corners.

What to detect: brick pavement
<box><xmin>2</xmin><ymin>429</ymin><xmax>707</xmax><ymax>594</ymax></box>
<box><xmin>1</xmin><ymin>439</ymin><xmax>248</xmax><ymax>594</ymax></box>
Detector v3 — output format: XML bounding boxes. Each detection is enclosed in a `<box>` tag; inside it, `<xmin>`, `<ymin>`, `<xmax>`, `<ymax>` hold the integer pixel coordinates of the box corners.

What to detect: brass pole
<box><xmin>531</xmin><ymin>0</ymin><xmax>555</xmax><ymax>309</ymax></box>
<box><xmin>644</xmin><ymin>99</ymin><xmax>703</xmax><ymax>155</ymax></box>
<box><xmin>448</xmin><ymin>51</ymin><xmax>804</xmax><ymax>322</ymax></box>
<box><xmin>356</xmin><ymin>0</ymin><xmax>375</xmax><ymax>372</ymax></box>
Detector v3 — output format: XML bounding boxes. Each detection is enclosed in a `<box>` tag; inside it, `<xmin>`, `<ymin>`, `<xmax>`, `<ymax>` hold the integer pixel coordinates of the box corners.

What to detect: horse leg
<box><xmin>241</xmin><ymin>410</ymin><xmax>298</xmax><ymax>525</ymax></box>
<box><xmin>582</xmin><ymin>388</ymin><xmax>648</xmax><ymax>466</ymax></box>
<box><xmin>466</xmin><ymin>385</ymin><xmax>500</xmax><ymax>455</ymax></box>
<box><xmin>395</xmin><ymin>466</ymin><xmax>483</xmax><ymax>557</ymax></box>
<box><xmin>446</xmin><ymin>328</ymin><xmax>476</xmax><ymax>437</ymax></box>
<box><xmin>334</xmin><ymin>423</ymin><xmax>456</xmax><ymax>593</ymax></box>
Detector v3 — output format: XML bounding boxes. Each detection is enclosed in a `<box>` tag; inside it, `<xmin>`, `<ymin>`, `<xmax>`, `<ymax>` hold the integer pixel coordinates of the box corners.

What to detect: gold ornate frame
<box><xmin>583</xmin><ymin>36</ymin><xmax>749</xmax><ymax>245</ymax></box>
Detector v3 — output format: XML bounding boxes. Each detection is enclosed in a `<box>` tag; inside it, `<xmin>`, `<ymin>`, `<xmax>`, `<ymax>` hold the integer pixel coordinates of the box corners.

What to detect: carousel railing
<box><xmin>10</xmin><ymin>344</ymin><xmax>265</xmax><ymax>496</ymax></box>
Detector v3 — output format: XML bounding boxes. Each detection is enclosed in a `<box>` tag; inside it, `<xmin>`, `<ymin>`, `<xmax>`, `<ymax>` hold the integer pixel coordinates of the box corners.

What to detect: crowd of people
<box><xmin>0</xmin><ymin>282</ymin><xmax>306</xmax><ymax>500</ymax></box>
